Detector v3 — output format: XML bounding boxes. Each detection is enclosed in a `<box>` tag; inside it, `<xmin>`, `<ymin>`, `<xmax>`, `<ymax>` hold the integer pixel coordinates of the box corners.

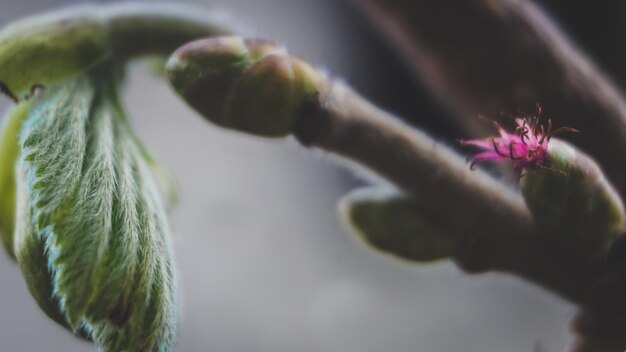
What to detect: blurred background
<box><xmin>1</xmin><ymin>0</ymin><xmax>625</xmax><ymax>351</ymax></box>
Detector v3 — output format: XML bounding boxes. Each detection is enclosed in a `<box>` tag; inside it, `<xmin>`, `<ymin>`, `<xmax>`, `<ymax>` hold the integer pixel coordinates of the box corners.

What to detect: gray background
<box><xmin>0</xmin><ymin>1</ymin><xmax>572</xmax><ymax>351</ymax></box>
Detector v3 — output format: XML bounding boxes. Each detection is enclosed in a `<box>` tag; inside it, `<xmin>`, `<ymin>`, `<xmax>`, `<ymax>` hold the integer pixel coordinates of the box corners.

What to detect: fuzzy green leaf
<box><xmin>18</xmin><ymin>73</ymin><xmax>178</xmax><ymax>351</ymax></box>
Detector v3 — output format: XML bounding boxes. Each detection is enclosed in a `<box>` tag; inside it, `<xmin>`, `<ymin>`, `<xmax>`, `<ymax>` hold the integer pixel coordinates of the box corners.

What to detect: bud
<box><xmin>166</xmin><ymin>36</ymin><xmax>325</xmax><ymax>137</ymax></box>
<box><xmin>15</xmin><ymin>71</ymin><xmax>179</xmax><ymax>351</ymax></box>
<box><xmin>521</xmin><ymin>139</ymin><xmax>626</xmax><ymax>262</ymax></box>
<box><xmin>0</xmin><ymin>6</ymin><xmax>109</xmax><ymax>101</ymax></box>
<box><xmin>340</xmin><ymin>188</ymin><xmax>458</xmax><ymax>263</ymax></box>
<box><xmin>166</xmin><ymin>37</ymin><xmax>252</xmax><ymax>128</ymax></box>
<box><xmin>460</xmin><ymin>108</ymin><xmax>624</xmax><ymax>263</ymax></box>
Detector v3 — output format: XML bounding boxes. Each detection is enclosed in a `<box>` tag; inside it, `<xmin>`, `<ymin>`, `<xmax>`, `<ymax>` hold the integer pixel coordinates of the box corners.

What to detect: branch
<box><xmin>296</xmin><ymin>80</ymin><xmax>602</xmax><ymax>301</ymax></box>
<box><xmin>301</xmin><ymin>79</ymin><xmax>626</xmax><ymax>352</ymax></box>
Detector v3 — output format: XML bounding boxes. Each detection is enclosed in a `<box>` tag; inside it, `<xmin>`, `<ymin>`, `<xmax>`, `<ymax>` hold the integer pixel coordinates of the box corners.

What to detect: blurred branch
<box><xmin>352</xmin><ymin>0</ymin><xmax>626</xmax><ymax>199</ymax></box>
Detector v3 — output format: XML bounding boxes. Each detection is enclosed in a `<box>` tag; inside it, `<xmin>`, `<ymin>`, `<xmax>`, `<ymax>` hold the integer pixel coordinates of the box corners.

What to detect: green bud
<box><xmin>521</xmin><ymin>139</ymin><xmax>626</xmax><ymax>262</ymax></box>
<box><xmin>166</xmin><ymin>36</ymin><xmax>325</xmax><ymax>137</ymax></box>
<box><xmin>0</xmin><ymin>6</ymin><xmax>109</xmax><ymax>101</ymax></box>
<box><xmin>0</xmin><ymin>102</ymin><xmax>30</xmax><ymax>259</ymax></box>
<box><xmin>340</xmin><ymin>188</ymin><xmax>458</xmax><ymax>263</ymax></box>
<box><xmin>16</xmin><ymin>71</ymin><xmax>179</xmax><ymax>351</ymax></box>
<box><xmin>166</xmin><ymin>37</ymin><xmax>252</xmax><ymax>129</ymax></box>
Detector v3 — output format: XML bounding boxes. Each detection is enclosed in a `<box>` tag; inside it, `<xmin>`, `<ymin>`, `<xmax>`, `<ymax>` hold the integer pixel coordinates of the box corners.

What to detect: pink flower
<box><xmin>460</xmin><ymin>107</ymin><xmax>578</xmax><ymax>173</ymax></box>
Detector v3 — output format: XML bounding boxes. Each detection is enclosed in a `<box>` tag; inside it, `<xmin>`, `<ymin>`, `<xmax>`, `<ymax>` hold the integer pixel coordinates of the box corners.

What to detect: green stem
<box><xmin>103</xmin><ymin>3</ymin><xmax>232</xmax><ymax>59</ymax></box>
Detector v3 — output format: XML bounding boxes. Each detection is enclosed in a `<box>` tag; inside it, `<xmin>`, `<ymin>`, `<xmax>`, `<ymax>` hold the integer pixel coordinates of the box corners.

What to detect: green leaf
<box><xmin>0</xmin><ymin>101</ymin><xmax>31</xmax><ymax>259</ymax></box>
<box><xmin>18</xmin><ymin>72</ymin><xmax>178</xmax><ymax>351</ymax></box>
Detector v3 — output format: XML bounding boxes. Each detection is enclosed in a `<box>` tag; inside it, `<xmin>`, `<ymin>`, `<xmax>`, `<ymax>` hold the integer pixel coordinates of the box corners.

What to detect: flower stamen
<box><xmin>492</xmin><ymin>139</ymin><xmax>508</xmax><ymax>157</ymax></box>
<box><xmin>509</xmin><ymin>143</ymin><xmax>522</xmax><ymax>160</ymax></box>
<box><xmin>460</xmin><ymin>105</ymin><xmax>577</xmax><ymax>174</ymax></box>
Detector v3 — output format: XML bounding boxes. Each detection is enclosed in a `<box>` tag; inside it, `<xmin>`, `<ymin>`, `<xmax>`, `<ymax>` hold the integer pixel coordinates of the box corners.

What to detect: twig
<box><xmin>296</xmin><ymin>81</ymin><xmax>596</xmax><ymax>297</ymax></box>
<box><xmin>294</xmin><ymin>81</ymin><xmax>625</xmax><ymax>350</ymax></box>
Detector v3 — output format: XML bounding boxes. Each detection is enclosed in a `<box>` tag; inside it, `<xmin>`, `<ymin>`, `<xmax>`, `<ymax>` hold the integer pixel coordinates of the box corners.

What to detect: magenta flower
<box><xmin>460</xmin><ymin>108</ymin><xmax>578</xmax><ymax>173</ymax></box>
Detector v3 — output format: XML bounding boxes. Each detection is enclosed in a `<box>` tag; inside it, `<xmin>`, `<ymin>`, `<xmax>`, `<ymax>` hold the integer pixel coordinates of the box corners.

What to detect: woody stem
<box><xmin>293</xmin><ymin>80</ymin><xmax>612</xmax><ymax>317</ymax></box>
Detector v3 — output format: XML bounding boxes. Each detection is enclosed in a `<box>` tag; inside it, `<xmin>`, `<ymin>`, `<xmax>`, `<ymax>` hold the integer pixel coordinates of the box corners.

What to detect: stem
<box><xmin>294</xmin><ymin>80</ymin><xmax>616</xmax><ymax>314</ymax></box>
<box><xmin>352</xmin><ymin>0</ymin><xmax>626</xmax><ymax>199</ymax></box>
<box><xmin>103</xmin><ymin>3</ymin><xmax>232</xmax><ymax>59</ymax></box>
<box><xmin>299</xmin><ymin>82</ymin><xmax>531</xmax><ymax>240</ymax></box>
